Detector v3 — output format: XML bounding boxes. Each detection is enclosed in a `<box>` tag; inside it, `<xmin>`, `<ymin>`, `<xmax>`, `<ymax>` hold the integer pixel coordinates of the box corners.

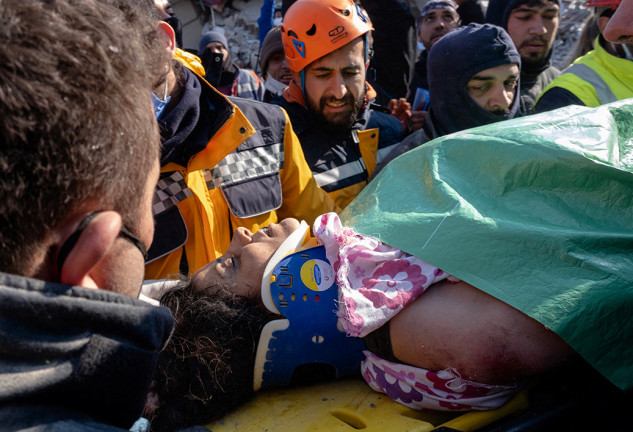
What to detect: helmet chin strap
<box><xmin>301</xmin><ymin>69</ymin><xmax>307</xmax><ymax>105</ymax></box>
<box><xmin>364</xmin><ymin>33</ymin><xmax>370</xmax><ymax>66</ymax></box>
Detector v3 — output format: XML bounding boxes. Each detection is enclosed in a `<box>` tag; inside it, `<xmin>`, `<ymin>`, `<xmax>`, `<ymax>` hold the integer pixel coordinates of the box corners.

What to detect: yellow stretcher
<box><xmin>203</xmin><ymin>366</ymin><xmax>633</xmax><ymax>432</ymax></box>
<box><xmin>204</xmin><ymin>378</ymin><xmax>529</xmax><ymax>432</ymax></box>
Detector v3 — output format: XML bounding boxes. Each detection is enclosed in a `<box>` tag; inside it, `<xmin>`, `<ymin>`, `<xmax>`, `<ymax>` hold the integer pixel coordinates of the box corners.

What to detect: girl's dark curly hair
<box><xmin>148</xmin><ymin>282</ymin><xmax>273</xmax><ymax>431</ymax></box>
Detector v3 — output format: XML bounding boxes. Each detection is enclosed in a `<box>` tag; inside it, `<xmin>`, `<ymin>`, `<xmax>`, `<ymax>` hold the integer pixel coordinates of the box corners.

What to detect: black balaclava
<box><xmin>198</xmin><ymin>31</ymin><xmax>237</xmax><ymax>89</ymax></box>
<box><xmin>427</xmin><ymin>23</ymin><xmax>521</xmax><ymax>137</ymax></box>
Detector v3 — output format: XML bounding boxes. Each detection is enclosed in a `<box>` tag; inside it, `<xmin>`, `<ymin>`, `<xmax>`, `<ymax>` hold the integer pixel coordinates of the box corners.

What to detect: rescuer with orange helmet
<box><xmin>275</xmin><ymin>0</ymin><xmax>405</xmax><ymax>209</ymax></box>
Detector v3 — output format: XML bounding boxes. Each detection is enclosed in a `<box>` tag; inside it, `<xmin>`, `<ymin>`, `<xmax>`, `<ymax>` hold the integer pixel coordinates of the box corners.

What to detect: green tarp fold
<box><xmin>342</xmin><ymin>100</ymin><xmax>633</xmax><ymax>390</ymax></box>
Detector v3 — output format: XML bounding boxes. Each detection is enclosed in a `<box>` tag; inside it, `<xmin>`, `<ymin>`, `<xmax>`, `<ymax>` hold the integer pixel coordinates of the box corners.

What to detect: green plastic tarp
<box><xmin>341</xmin><ymin>99</ymin><xmax>633</xmax><ymax>391</ymax></box>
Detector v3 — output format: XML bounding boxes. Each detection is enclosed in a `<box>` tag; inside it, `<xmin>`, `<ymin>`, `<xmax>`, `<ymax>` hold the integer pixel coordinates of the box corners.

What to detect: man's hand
<box><xmin>409</xmin><ymin>109</ymin><xmax>428</xmax><ymax>132</ymax></box>
<box><xmin>388</xmin><ymin>98</ymin><xmax>412</xmax><ymax>133</ymax></box>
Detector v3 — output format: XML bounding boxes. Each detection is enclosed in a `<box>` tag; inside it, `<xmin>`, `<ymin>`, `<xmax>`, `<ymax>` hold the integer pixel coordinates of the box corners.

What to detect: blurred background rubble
<box><xmin>172</xmin><ymin>0</ymin><xmax>595</xmax><ymax>75</ymax></box>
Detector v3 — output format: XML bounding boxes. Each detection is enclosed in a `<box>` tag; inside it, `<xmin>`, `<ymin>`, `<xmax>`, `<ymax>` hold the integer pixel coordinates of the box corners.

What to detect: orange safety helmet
<box><xmin>586</xmin><ymin>0</ymin><xmax>620</xmax><ymax>7</ymax></box>
<box><xmin>280</xmin><ymin>0</ymin><xmax>373</xmax><ymax>72</ymax></box>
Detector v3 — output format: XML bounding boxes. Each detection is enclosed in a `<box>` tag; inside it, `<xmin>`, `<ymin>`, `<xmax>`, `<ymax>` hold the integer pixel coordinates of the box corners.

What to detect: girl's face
<box><xmin>192</xmin><ymin>219</ymin><xmax>301</xmax><ymax>299</ymax></box>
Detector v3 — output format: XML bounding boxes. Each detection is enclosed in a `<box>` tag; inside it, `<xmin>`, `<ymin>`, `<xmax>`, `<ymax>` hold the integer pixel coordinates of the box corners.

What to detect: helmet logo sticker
<box><xmin>329</xmin><ymin>25</ymin><xmax>345</xmax><ymax>37</ymax></box>
<box><xmin>292</xmin><ymin>39</ymin><xmax>306</xmax><ymax>58</ymax></box>
<box><xmin>329</xmin><ymin>25</ymin><xmax>348</xmax><ymax>44</ymax></box>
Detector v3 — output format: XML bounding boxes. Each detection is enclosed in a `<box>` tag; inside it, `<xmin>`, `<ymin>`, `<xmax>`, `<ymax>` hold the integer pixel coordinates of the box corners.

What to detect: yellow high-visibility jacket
<box><xmin>536</xmin><ymin>37</ymin><xmax>633</xmax><ymax>108</ymax></box>
<box><xmin>145</xmin><ymin>68</ymin><xmax>338</xmax><ymax>279</ymax></box>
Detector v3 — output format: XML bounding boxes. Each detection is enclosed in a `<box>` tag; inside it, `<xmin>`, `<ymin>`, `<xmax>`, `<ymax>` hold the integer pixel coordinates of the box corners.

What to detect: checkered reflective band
<box><xmin>152</xmin><ymin>171</ymin><xmax>193</xmax><ymax>216</ymax></box>
<box><xmin>204</xmin><ymin>143</ymin><xmax>284</xmax><ymax>190</ymax></box>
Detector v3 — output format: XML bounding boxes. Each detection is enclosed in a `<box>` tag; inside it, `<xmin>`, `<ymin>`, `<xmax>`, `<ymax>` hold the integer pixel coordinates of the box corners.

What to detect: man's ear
<box><xmin>597</xmin><ymin>15</ymin><xmax>611</xmax><ymax>34</ymax></box>
<box><xmin>59</xmin><ymin>211</ymin><xmax>122</xmax><ymax>289</ymax></box>
<box><xmin>158</xmin><ymin>20</ymin><xmax>176</xmax><ymax>59</ymax></box>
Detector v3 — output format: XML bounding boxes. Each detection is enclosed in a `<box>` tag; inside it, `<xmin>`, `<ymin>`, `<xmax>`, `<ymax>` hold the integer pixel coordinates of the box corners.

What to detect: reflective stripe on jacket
<box><xmin>537</xmin><ymin>37</ymin><xmax>633</xmax><ymax>108</ymax></box>
<box><xmin>233</xmin><ymin>68</ymin><xmax>264</xmax><ymax>100</ymax></box>
<box><xmin>279</xmin><ymin>81</ymin><xmax>403</xmax><ymax>209</ymax></box>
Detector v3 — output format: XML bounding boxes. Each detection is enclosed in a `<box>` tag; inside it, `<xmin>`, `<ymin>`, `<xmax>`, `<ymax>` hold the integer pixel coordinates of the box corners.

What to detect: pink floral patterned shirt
<box><xmin>313</xmin><ymin>213</ymin><xmax>457</xmax><ymax>338</ymax></box>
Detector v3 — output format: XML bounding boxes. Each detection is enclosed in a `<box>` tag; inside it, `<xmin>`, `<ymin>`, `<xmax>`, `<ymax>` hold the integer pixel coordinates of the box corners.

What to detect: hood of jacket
<box><xmin>485</xmin><ymin>0</ymin><xmax>559</xmax><ymax>76</ymax></box>
<box><xmin>486</xmin><ymin>0</ymin><xmax>559</xmax><ymax>28</ymax></box>
<box><xmin>427</xmin><ymin>23</ymin><xmax>521</xmax><ymax>136</ymax></box>
<box><xmin>0</xmin><ymin>272</ymin><xmax>174</xmax><ymax>429</ymax></box>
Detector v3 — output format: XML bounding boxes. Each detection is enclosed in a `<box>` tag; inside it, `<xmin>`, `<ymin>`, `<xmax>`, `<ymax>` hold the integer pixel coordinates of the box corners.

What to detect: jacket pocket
<box><xmin>205</xmin><ymin>141</ymin><xmax>284</xmax><ymax>218</ymax></box>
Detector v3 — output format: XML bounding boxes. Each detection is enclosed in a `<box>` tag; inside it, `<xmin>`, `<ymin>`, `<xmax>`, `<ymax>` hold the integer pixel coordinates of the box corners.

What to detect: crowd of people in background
<box><xmin>0</xmin><ymin>0</ymin><xmax>632</xmax><ymax>430</ymax></box>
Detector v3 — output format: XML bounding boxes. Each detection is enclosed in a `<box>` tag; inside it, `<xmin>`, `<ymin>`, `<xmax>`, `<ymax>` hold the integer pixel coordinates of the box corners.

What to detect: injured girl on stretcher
<box><xmin>141</xmin><ymin>213</ymin><xmax>575</xmax><ymax>432</ymax></box>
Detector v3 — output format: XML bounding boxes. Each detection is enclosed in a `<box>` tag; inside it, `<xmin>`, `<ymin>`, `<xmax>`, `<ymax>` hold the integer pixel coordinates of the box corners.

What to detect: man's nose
<box><xmin>528</xmin><ymin>15</ymin><xmax>546</xmax><ymax>35</ymax></box>
<box><xmin>329</xmin><ymin>73</ymin><xmax>348</xmax><ymax>99</ymax></box>
<box><xmin>602</xmin><ymin>3</ymin><xmax>633</xmax><ymax>43</ymax></box>
<box><xmin>489</xmin><ymin>85</ymin><xmax>513</xmax><ymax>112</ymax></box>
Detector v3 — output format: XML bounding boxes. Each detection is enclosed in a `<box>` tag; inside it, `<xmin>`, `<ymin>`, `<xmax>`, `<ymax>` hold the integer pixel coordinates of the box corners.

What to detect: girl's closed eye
<box><xmin>230</xmin><ymin>255</ymin><xmax>239</xmax><ymax>272</ymax></box>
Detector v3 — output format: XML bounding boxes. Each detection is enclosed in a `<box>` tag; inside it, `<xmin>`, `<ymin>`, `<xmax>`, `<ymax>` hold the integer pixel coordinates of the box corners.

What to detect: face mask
<box><xmin>163</xmin><ymin>16</ymin><xmax>183</xmax><ymax>47</ymax></box>
<box><xmin>264</xmin><ymin>75</ymin><xmax>288</xmax><ymax>96</ymax></box>
<box><xmin>273</xmin><ymin>17</ymin><xmax>283</xmax><ymax>27</ymax></box>
<box><xmin>163</xmin><ymin>15</ymin><xmax>180</xmax><ymax>31</ymax></box>
<box><xmin>152</xmin><ymin>79</ymin><xmax>171</xmax><ymax>119</ymax></box>
<box><xmin>201</xmin><ymin>49</ymin><xmax>225</xmax><ymax>87</ymax></box>
<box><xmin>417</xmin><ymin>41</ymin><xmax>426</xmax><ymax>52</ymax></box>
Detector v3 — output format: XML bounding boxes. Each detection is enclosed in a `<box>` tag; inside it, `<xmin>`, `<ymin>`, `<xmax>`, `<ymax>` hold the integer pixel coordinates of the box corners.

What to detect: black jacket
<box><xmin>0</xmin><ymin>272</ymin><xmax>174</xmax><ymax>431</ymax></box>
<box><xmin>361</xmin><ymin>0</ymin><xmax>417</xmax><ymax>104</ymax></box>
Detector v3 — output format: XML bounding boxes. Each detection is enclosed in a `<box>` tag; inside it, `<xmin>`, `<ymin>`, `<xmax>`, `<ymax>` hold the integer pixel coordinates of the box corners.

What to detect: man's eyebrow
<box><xmin>470</xmin><ymin>72</ymin><xmax>519</xmax><ymax>82</ymax></box>
<box><xmin>310</xmin><ymin>66</ymin><xmax>334</xmax><ymax>73</ymax></box>
<box><xmin>512</xmin><ymin>4</ymin><xmax>559</xmax><ymax>13</ymax></box>
<box><xmin>311</xmin><ymin>64</ymin><xmax>362</xmax><ymax>73</ymax></box>
<box><xmin>512</xmin><ymin>6</ymin><xmax>537</xmax><ymax>13</ymax></box>
<box><xmin>469</xmin><ymin>75</ymin><xmax>496</xmax><ymax>82</ymax></box>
